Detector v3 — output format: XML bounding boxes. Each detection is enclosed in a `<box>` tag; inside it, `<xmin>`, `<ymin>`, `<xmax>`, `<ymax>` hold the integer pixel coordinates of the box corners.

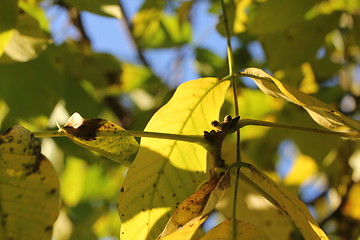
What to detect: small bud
<box><xmin>211</xmin><ymin>120</ymin><xmax>220</xmax><ymax>127</ymax></box>
<box><xmin>229</xmin><ymin>116</ymin><xmax>240</xmax><ymax>127</ymax></box>
<box><xmin>203</xmin><ymin>131</ymin><xmax>213</xmax><ymax>141</ymax></box>
<box><xmin>224</xmin><ymin>115</ymin><xmax>232</xmax><ymax>122</ymax></box>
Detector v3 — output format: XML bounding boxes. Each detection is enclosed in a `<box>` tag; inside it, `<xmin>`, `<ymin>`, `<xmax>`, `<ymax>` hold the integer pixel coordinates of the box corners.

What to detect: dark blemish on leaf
<box><xmin>9</xmin><ymin>147</ymin><xmax>13</xmax><ymax>153</ymax></box>
<box><xmin>44</xmin><ymin>225</ymin><xmax>53</xmax><ymax>232</ymax></box>
<box><xmin>63</xmin><ymin>118</ymin><xmax>106</xmax><ymax>141</ymax></box>
<box><xmin>120</xmin><ymin>187</ymin><xmax>124</xmax><ymax>192</ymax></box>
<box><xmin>178</xmin><ymin>185</ymin><xmax>181</xmax><ymax>189</ymax></box>
<box><xmin>121</xmin><ymin>232</ymin><xmax>125</xmax><ymax>235</ymax></box>
<box><xmin>142</xmin><ymin>209</ymin><xmax>145</xmax><ymax>212</ymax></box>
<box><xmin>2</xmin><ymin>213</ymin><xmax>8</xmax><ymax>226</ymax></box>
<box><xmin>40</xmin><ymin>177</ymin><xmax>46</xmax><ymax>181</ymax></box>
<box><xmin>152</xmin><ymin>184</ymin><xmax>156</xmax><ymax>188</ymax></box>
<box><xmin>172</xmin><ymin>193</ymin><xmax>176</xmax><ymax>197</ymax></box>
<box><xmin>24</xmin><ymin>155</ymin><xmax>45</xmax><ymax>176</ymax></box>
<box><xmin>148</xmin><ymin>193</ymin><xmax>152</xmax><ymax>196</ymax></box>
<box><xmin>17</xmin><ymin>194</ymin><xmax>22</xmax><ymax>199</ymax></box>
<box><xmin>141</xmin><ymin>194</ymin><xmax>144</xmax><ymax>198</ymax></box>
<box><xmin>49</xmin><ymin>188</ymin><xmax>57</xmax><ymax>195</ymax></box>
<box><xmin>161</xmin><ymin>196</ymin><xmax>164</xmax><ymax>199</ymax></box>
<box><xmin>121</xmin><ymin>214</ymin><xmax>124</xmax><ymax>217</ymax></box>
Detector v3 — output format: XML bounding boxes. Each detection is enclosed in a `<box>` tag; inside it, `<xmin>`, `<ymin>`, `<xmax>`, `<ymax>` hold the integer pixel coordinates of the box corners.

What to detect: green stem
<box><xmin>129</xmin><ymin>131</ymin><xmax>207</xmax><ymax>146</ymax></box>
<box><xmin>33</xmin><ymin>131</ymin><xmax>66</xmax><ymax>138</ymax></box>
<box><xmin>234</xmin><ymin>118</ymin><xmax>360</xmax><ymax>139</ymax></box>
<box><xmin>221</xmin><ymin>0</ymin><xmax>235</xmax><ymax>76</ymax></box>
<box><xmin>221</xmin><ymin>0</ymin><xmax>240</xmax><ymax>239</ymax></box>
<box><xmin>33</xmin><ymin>130</ymin><xmax>209</xmax><ymax>148</ymax></box>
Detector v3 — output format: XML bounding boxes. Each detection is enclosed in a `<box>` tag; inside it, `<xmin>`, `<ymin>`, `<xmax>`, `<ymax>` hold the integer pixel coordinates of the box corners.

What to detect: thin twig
<box><xmin>220</xmin><ymin>0</ymin><xmax>241</xmax><ymax>239</ymax></box>
<box><xmin>33</xmin><ymin>130</ymin><xmax>209</xmax><ymax>149</ymax></box>
<box><xmin>235</xmin><ymin>119</ymin><xmax>360</xmax><ymax>139</ymax></box>
<box><xmin>118</xmin><ymin>0</ymin><xmax>151</xmax><ymax>68</ymax></box>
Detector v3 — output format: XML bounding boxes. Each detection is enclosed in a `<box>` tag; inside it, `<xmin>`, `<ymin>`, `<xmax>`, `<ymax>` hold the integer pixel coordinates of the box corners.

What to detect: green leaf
<box><xmin>195</xmin><ymin>47</ymin><xmax>225</xmax><ymax>77</ymax></box>
<box><xmin>0</xmin><ymin>0</ymin><xmax>17</xmax><ymax>56</ymax></box>
<box><xmin>60</xmin><ymin>112</ymin><xmax>139</xmax><ymax>165</ymax></box>
<box><xmin>1</xmin><ymin>13</ymin><xmax>50</xmax><ymax>62</ymax></box>
<box><xmin>241</xmin><ymin>164</ymin><xmax>329</xmax><ymax>240</ymax></box>
<box><xmin>243</xmin><ymin>67</ymin><xmax>360</xmax><ymax>133</ymax></box>
<box><xmin>247</xmin><ymin>0</ymin><xmax>317</xmax><ymax>35</ymax></box>
<box><xmin>0</xmin><ymin>126</ymin><xmax>60</xmax><ymax>240</ymax></box>
<box><xmin>132</xmin><ymin>9</ymin><xmax>191</xmax><ymax>48</ymax></box>
<box><xmin>200</xmin><ymin>219</ymin><xmax>270</xmax><ymax>240</ymax></box>
<box><xmin>256</xmin><ymin>14</ymin><xmax>340</xmax><ymax>69</ymax></box>
<box><xmin>62</xmin><ymin>0</ymin><xmax>121</xmax><ymax>18</ymax></box>
<box><xmin>0</xmin><ymin>0</ymin><xmax>17</xmax><ymax>33</ymax></box>
<box><xmin>60</xmin><ymin>156</ymin><xmax>87</xmax><ymax>207</ymax></box>
<box><xmin>118</xmin><ymin>78</ymin><xmax>230</xmax><ymax>240</ymax></box>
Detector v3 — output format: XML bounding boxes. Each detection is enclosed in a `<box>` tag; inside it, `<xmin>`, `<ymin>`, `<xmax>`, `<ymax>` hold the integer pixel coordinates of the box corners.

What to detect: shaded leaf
<box><xmin>159</xmin><ymin>171</ymin><xmax>230</xmax><ymax>238</ymax></box>
<box><xmin>243</xmin><ymin>67</ymin><xmax>360</xmax><ymax>133</ymax></box>
<box><xmin>118</xmin><ymin>78</ymin><xmax>229</xmax><ymax>240</ymax></box>
<box><xmin>2</xmin><ymin>14</ymin><xmax>50</xmax><ymax>62</ymax></box>
<box><xmin>0</xmin><ymin>126</ymin><xmax>60</xmax><ymax>240</ymax></box>
<box><xmin>60</xmin><ymin>112</ymin><xmax>139</xmax><ymax>165</ymax></box>
<box><xmin>195</xmin><ymin>47</ymin><xmax>225</xmax><ymax>77</ymax></box>
<box><xmin>132</xmin><ymin>9</ymin><xmax>191</xmax><ymax>48</ymax></box>
<box><xmin>0</xmin><ymin>0</ymin><xmax>17</xmax><ymax>56</ymax></box>
<box><xmin>251</xmin><ymin>13</ymin><xmax>340</xmax><ymax>69</ymax></box>
<box><xmin>247</xmin><ymin>0</ymin><xmax>317</xmax><ymax>35</ymax></box>
<box><xmin>62</xmin><ymin>0</ymin><xmax>121</xmax><ymax>18</ymax></box>
<box><xmin>241</xmin><ymin>163</ymin><xmax>329</xmax><ymax>239</ymax></box>
<box><xmin>200</xmin><ymin>219</ymin><xmax>270</xmax><ymax>240</ymax></box>
<box><xmin>0</xmin><ymin>0</ymin><xmax>17</xmax><ymax>33</ymax></box>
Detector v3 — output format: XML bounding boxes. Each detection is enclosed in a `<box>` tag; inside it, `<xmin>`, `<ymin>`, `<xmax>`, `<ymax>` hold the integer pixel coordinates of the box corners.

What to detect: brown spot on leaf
<box><xmin>44</xmin><ymin>225</ymin><xmax>53</xmax><ymax>232</ymax></box>
<box><xmin>63</xmin><ymin>116</ymin><xmax>106</xmax><ymax>141</ymax></box>
<box><xmin>49</xmin><ymin>188</ymin><xmax>57</xmax><ymax>195</ymax></box>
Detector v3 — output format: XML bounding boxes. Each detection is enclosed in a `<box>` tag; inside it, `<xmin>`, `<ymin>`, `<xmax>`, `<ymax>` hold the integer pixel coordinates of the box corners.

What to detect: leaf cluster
<box><xmin>1</xmin><ymin>0</ymin><xmax>360</xmax><ymax>240</ymax></box>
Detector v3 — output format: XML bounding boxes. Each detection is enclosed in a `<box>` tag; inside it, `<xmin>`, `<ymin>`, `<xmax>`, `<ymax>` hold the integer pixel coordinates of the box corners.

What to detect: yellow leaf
<box><xmin>243</xmin><ymin>67</ymin><xmax>360</xmax><ymax>133</ymax></box>
<box><xmin>299</xmin><ymin>62</ymin><xmax>318</xmax><ymax>94</ymax></box>
<box><xmin>118</xmin><ymin>78</ymin><xmax>229</xmax><ymax>240</ymax></box>
<box><xmin>241</xmin><ymin>164</ymin><xmax>329</xmax><ymax>240</ymax></box>
<box><xmin>61</xmin><ymin>157</ymin><xmax>87</xmax><ymax>207</ymax></box>
<box><xmin>159</xmin><ymin>171</ymin><xmax>230</xmax><ymax>238</ymax></box>
<box><xmin>284</xmin><ymin>154</ymin><xmax>318</xmax><ymax>186</ymax></box>
<box><xmin>60</xmin><ymin>112</ymin><xmax>139</xmax><ymax>165</ymax></box>
<box><xmin>343</xmin><ymin>183</ymin><xmax>360</xmax><ymax>220</ymax></box>
<box><xmin>233</xmin><ymin>0</ymin><xmax>252</xmax><ymax>33</ymax></box>
<box><xmin>200</xmin><ymin>219</ymin><xmax>270</xmax><ymax>240</ymax></box>
<box><xmin>217</xmin><ymin>168</ymin><xmax>293</xmax><ymax>239</ymax></box>
<box><xmin>0</xmin><ymin>126</ymin><xmax>60</xmax><ymax>240</ymax></box>
<box><xmin>0</xmin><ymin>29</ymin><xmax>14</xmax><ymax>56</ymax></box>
<box><xmin>159</xmin><ymin>216</ymin><xmax>207</xmax><ymax>240</ymax></box>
